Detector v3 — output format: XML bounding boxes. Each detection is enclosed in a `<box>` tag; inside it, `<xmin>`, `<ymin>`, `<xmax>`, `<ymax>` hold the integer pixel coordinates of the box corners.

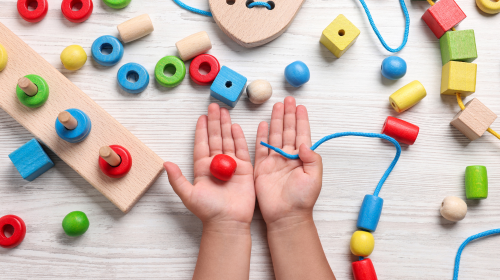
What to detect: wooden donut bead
<box><xmin>0</xmin><ymin>215</ymin><xmax>26</xmax><ymax>248</ymax></box>
<box><xmin>17</xmin><ymin>0</ymin><xmax>48</xmax><ymax>23</ymax></box>
<box><xmin>389</xmin><ymin>80</ymin><xmax>427</xmax><ymax>113</ymax></box>
<box><xmin>103</xmin><ymin>0</ymin><xmax>131</xmax><ymax>9</ymax></box>
<box><xmin>61</xmin><ymin>0</ymin><xmax>93</xmax><ymax>23</ymax></box>
<box><xmin>476</xmin><ymin>0</ymin><xmax>500</xmax><ymax>14</ymax></box>
<box><xmin>350</xmin><ymin>231</ymin><xmax>375</xmax><ymax>257</ymax></box>
<box><xmin>381</xmin><ymin>116</ymin><xmax>419</xmax><ymax>145</ymax></box>
<box><xmin>117</xmin><ymin>14</ymin><xmax>154</xmax><ymax>43</ymax></box>
<box><xmin>440</xmin><ymin>196</ymin><xmax>467</xmax><ymax>222</ymax></box>
<box><xmin>189</xmin><ymin>54</ymin><xmax>220</xmax><ymax>86</ymax></box>
<box><xmin>352</xmin><ymin>258</ymin><xmax>378</xmax><ymax>280</ymax></box>
<box><xmin>99</xmin><ymin>145</ymin><xmax>132</xmax><ymax>178</ymax></box>
<box><xmin>155</xmin><ymin>56</ymin><xmax>186</xmax><ymax>87</ymax></box>
<box><xmin>176</xmin><ymin>31</ymin><xmax>212</xmax><ymax>61</ymax></box>
<box><xmin>465</xmin><ymin>165</ymin><xmax>488</xmax><ymax>199</ymax></box>
<box><xmin>247</xmin><ymin>79</ymin><xmax>272</xmax><ymax>104</ymax></box>
<box><xmin>91</xmin><ymin>35</ymin><xmax>124</xmax><ymax>67</ymax></box>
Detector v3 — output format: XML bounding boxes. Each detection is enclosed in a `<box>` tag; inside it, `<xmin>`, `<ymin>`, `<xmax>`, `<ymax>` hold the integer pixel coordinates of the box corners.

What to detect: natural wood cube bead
<box><xmin>440</xmin><ymin>30</ymin><xmax>477</xmax><ymax>65</ymax></box>
<box><xmin>320</xmin><ymin>14</ymin><xmax>360</xmax><ymax>58</ymax></box>
<box><xmin>441</xmin><ymin>61</ymin><xmax>477</xmax><ymax>96</ymax></box>
<box><xmin>450</xmin><ymin>98</ymin><xmax>497</xmax><ymax>141</ymax></box>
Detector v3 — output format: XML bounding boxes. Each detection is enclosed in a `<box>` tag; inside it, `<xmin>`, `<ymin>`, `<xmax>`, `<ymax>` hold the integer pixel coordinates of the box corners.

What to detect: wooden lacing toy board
<box><xmin>0</xmin><ymin>22</ymin><xmax>164</xmax><ymax>213</ymax></box>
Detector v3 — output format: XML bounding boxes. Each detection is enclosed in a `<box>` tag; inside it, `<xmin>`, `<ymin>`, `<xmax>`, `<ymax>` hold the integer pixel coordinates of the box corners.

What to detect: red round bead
<box><xmin>210</xmin><ymin>154</ymin><xmax>237</xmax><ymax>181</ymax></box>
<box><xmin>61</xmin><ymin>0</ymin><xmax>93</xmax><ymax>23</ymax></box>
<box><xmin>352</xmin><ymin>258</ymin><xmax>378</xmax><ymax>280</ymax></box>
<box><xmin>381</xmin><ymin>116</ymin><xmax>419</xmax><ymax>145</ymax></box>
<box><xmin>17</xmin><ymin>0</ymin><xmax>48</xmax><ymax>23</ymax></box>
<box><xmin>189</xmin><ymin>54</ymin><xmax>220</xmax><ymax>86</ymax></box>
<box><xmin>0</xmin><ymin>215</ymin><xmax>27</xmax><ymax>249</ymax></box>
<box><xmin>99</xmin><ymin>145</ymin><xmax>132</xmax><ymax>178</ymax></box>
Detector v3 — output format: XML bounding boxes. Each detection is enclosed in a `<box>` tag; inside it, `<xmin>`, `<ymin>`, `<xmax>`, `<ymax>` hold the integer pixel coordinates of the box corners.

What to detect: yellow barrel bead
<box><xmin>350</xmin><ymin>230</ymin><xmax>375</xmax><ymax>257</ymax></box>
<box><xmin>60</xmin><ymin>45</ymin><xmax>87</xmax><ymax>71</ymax></box>
<box><xmin>389</xmin><ymin>80</ymin><xmax>427</xmax><ymax>113</ymax></box>
<box><xmin>0</xmin><ymin>43</ymin><xmax>7</xmax><ymax>71</ymax></box>
<box><xmin>476</xmin><ymin>0</ymin><xmax>500</xmax><ymax>14</ymax></box>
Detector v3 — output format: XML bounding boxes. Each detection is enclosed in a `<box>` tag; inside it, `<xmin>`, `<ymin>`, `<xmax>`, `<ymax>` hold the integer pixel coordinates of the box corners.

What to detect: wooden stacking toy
<box><xmin>320</xmin><ymin>14</ymin><xmax>360</xmax><ymax>58</ymax></box>
<box><xmin>117</xmin><ymin>14</ymin><xmax>154</xmax><ymax>43</ymax></box>
<box><xmin>61</xmin><ymin>0</ymin><xmax>93</xmax><ymax>23</ymax></box>
<box><xmin>381</xmin><ymin>116</ymin><xmax>419</xmax><ymax>145</ymax></box>
<box><xmin>450</xmin><ymin>98</ymin><xmax>497</xmax><ymax>141</ymax></box>
<box><xmin>16</xmin><ymin>75</ymin><xmax>49</xmax><ymax>108</ymax></box>
<box><xmin>17</xmin><ymin>0</ymin><xmax>48</xmax><ymax>23</ymax></box>
<box><xmin>99</xmin><ymin>145</ymin><xmax>132</xmax><ymax>179</ymax></box>
<box><xmin>465</xmin><ymin>165</ymin><xmax>488</xmax><ymax>199</ymax></box>
<box><xmin>0</xmin><ymin>215</ymin><xmax>26</xmax><ymax>249</ymax></box>
<box><xmin>210</xmin><ymin>66</ymin><xmax>247</xmax><ymax>108</ymax></box>
<box><xmin>56</xmin><ymin>109</ymin><xmax>92</xmax><ymax>143</ymax></box>
<box><xmin>9</xmin><ymin>138</ymin><xmax>54</xmax><ymax>181</ymax></box>
<box><xmin>189</xmin><ymin>54</ymin><xmax>220</xmax><ymax>86</ymax></box>
<box><xmin>176</xmin><ymin>31</ymin><xmax>212</xmax><ymax>61</ymax></box>
<box><xmin>421</xmin><ymin>0</ymin><xmax>466</xmax><ymax>39</ymax></box>
<box><xmin>389</xmin><ymin>80</ymin><xmax>426</xmax><ymax>113</ymax></box>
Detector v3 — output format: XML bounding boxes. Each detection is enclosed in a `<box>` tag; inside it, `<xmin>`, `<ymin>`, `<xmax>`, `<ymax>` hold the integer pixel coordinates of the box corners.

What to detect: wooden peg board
<box><xmin>0</xmin><ymin>22</ymin><xmax>164</xmax><ymax>213</ymax></box>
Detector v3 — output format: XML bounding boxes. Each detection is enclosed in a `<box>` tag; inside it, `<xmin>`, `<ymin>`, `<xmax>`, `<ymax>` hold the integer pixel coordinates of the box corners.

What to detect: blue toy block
<box><xmin>9</xmin><ymin>139</ymin><xmax>54</xmax><ymax>181</ymax></box>
<box><xmin>210</xmin><ymin>66</ymin><xmax>247</xmax><ymax>108</ymax></box>
<box><xmin>356</xmin><ymin>195</ymin><xmax>384</xmax><ymax>232</ymax></box>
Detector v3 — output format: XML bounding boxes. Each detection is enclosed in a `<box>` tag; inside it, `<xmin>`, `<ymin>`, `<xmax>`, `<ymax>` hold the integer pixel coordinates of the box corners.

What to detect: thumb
<box><xmin>163</xmin><ymin>162</ymin><xmax>193</xmax><ymax>202</ymax></box>
<box><xmin>298</xmin><ymin>144</ymin><xmax>323</xmax><ymax>178</ymax></box>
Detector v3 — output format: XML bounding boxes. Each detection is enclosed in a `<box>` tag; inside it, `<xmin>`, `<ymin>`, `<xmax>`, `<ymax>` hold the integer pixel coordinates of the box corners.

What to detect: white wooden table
<box><xmin>1</xmin><ymin>0</ymin><xmax>500</xmax><ymax>279</ymax></box>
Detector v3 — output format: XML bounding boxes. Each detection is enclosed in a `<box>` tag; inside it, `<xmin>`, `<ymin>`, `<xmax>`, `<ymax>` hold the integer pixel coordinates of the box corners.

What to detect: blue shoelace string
<box><xmin>172</xmin><ymin>0</ymin><xmax>271</xmax><ymax>17</ymax></box>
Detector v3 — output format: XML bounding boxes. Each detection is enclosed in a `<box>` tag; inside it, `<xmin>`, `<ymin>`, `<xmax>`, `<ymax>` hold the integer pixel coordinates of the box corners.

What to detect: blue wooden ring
<box><xmin>117</xmin><ymin>63</ymin><xmax>150</xmax><ymax>94</ymax></box>
<box><xmin>91</xmin><ymin>35</ymin><xmax>124</xmax><ymax>66</ymax></box>
<box><xmin>55</xmin><ymin>109</ymin><xmax>92</xmax><ymax>143</ymax></box>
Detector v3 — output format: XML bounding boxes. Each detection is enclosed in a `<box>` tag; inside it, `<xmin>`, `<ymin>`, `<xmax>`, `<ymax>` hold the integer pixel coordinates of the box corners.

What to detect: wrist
<box><xmin>202</xmin><ymin>220</ymin><xmax>251</xmax><ymax>236</ymax></box>
<box><xmin>266</xmin><ymin>213</ymin><xmax>315</xmax><ymax>233</ymax></box>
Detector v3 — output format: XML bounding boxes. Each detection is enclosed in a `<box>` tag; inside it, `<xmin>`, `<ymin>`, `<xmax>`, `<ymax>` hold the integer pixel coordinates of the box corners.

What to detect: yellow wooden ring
<box><xmin>476</xmin><ymin>0</ymin><xmax>500</xmax><ymax>14</ymax></box>
<box><xmin>0</xmin><ymin>43</ymin><xmax>7</xmax><ymax>71</ymax></box>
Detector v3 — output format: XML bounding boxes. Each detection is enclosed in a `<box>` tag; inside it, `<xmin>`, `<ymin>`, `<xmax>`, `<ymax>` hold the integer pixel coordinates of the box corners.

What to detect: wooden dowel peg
<box><xmin>99</xmin><ymin>146</ymin><xmax>121</xmax><ymax>167</ymax></box>
<box><xmin>18</xmin><ymin>77</ymin><xmax>38</xmax><ymax>96</ymax></box>
<box><xmin>58</xmin><ymin>111</ymin><xmax>78</xmax><ymax>130</ymax></box>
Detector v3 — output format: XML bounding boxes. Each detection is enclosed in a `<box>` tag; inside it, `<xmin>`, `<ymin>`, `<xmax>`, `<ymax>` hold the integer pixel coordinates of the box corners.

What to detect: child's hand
<box><xmin>164</xmin><ymin>103</ymin><xmax>255</xmax><ymax>229</ymax></box>
<box><xmin>254</xmin><ymin>97</ymin><xmax>323</xmax><ymax>229</ymax></box>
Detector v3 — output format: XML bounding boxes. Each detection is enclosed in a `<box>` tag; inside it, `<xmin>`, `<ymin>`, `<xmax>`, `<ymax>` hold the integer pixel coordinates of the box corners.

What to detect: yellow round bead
<box><xmin>60</xmin><ymin>45</ymin><xmax>87</xmax><ymax>71</ymax></box>
<box><xmin>0</xmin><ymin>43</ymin><xmax>8</xmax><ymax>71</ymax></box>
<box><xmin>350</xmin><ymin>230</ymin><xmax>375</xmax><ymax>257</ymax></box>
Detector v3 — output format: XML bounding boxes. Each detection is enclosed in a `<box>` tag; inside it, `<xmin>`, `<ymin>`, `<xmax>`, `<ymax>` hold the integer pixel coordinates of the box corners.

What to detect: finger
<box><xmin>298</xmin><ymin>144</ymin><xmax>323</xmax><ymax>179</ymax></box>
<box><xmin>283</xmin><ymin>96</ymin><xmax>297</xmax><ymax>149</ymax></box>
<box><xmin>296</xmin><ymin>105</ymin><xmax>312</xmax><ymax>148</ymax></box>
<box><xmin>220</xmin><ymin>108</ymin><xmax>235</xmax><ymax>155</ymax></box>
<box><xmin>208</xmin><ymin>103</ymin><xmax>223</xmax><ymax>156</ymax></box>
<box><xmin>255</xmin><ymin>121</ymin><xmax>269</xmax><ymax>165</ymax></box>
<box><xmin>269</xmin><ymin>102</ymin><xmax>284</xmax><ymax>149</ymax></box>
<box><xmin>232</xmin><ymin>123</ymin><xmax>251</xmax><ymax>162</ymax></box>
<box><xmin>194</xmin><ymin>115</ymin><xmax>210</xmax><ymax>163</ymax></box>
<box><xmin>164</xmin><ymin>162</ymin><xmax>193</xmax><ymax>202</ymax></box>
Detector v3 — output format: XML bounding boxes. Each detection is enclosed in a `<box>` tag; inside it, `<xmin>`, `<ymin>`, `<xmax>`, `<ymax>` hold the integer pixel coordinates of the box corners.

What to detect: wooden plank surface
<box><xmin>1</xmin><ymin>0</ymin><xmax>500</xmax><ymax>279</ymax></box>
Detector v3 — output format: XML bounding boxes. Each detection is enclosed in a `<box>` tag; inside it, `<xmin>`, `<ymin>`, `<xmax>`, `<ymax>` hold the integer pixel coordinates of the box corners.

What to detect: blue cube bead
<box><xmin>210</xmin><ymin>66</ymin><xmax>247</xmax><ymax>108</ymax></box>
<box><xmin>285</xmin><ymin>61</ymin><xmax>310</xmax><ymax>87</ymax></box>
<box><xmin>9</xmin><ymin>139</ymin><xmax>54</xmax><ymax>181</ymax></box>
<box><xmin>356</xmin><ymin>195</ymin><xmax>384</xmax><ymax>232</ymax></box>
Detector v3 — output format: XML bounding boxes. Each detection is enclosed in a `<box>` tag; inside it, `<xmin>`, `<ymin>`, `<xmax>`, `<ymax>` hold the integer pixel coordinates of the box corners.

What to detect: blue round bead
<box><xmin>55</xmin><ymin>109</ymin><xmax>92</xmax><ymax>143</ymax></box>
<box><xmin>381</xmin><ymin>56</ymin><xmax>407</xmax><ymax>80</ymax></box>
<box><xmin>284</xmin><ymin>61</ymin><xmax>310</xmax><ymax>87</ymax></box>
<box><xmin>117</xmin><ymin>63</ymin><xmax>150</xmax><ymax>94</ymax></box>
<box><xmin>91</xmin><ymin>35</ymin><xmax>124</xmax><ymax>67</ymax></box>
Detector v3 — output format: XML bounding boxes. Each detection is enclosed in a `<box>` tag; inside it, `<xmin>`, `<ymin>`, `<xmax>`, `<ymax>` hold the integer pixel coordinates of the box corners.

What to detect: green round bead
<box><xmin>155</xmin><ymin>56</ymin><xmax>186</xmax><ymax>88</ymax></box>
<box><xmin>16</xmin><ymin>74</ymin><xmax>49</xmax><ymax>108</ymax></box>
<box><xmin>102</xmin><ymin>0</ymin><xmax>131</xmax><ymax>9</ymax></box>
<box><xmin>62</xmin><ymin>211</ymin><xmax>89</xmax><ymax>237</ymax></box>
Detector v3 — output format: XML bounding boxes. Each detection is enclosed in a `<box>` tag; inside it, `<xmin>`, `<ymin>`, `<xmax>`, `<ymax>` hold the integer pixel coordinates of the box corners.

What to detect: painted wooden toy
<box><xmin>61</xmin><ymin>0</ymin><xmax>93</xmax><ymax>23</ymax></box>
<box><xmin>189</xmin><ymin>54</ymin><xmax>220</xmax><ymax>86</ymax></box>
<box><xmin>440</xmin><ymin>30</ymin><xmax>477</xmax><ymax>65</ymax></box>
<box><xmin>465</xmin><ymin>165</ymin><xmax>488</xmax><ymax>199</ymax></box>
<box><xmin>16</xmin><ymin>75</ymin><xmax>49</xmax><ymax>108</ymax></box>
<box><xmin>0</xmin><ymin>215</ymin><xmax>26</xmax><ymax>249</ymax></box>
<box><xmin>247</xmin><ymin>79</ymin><xmax>272</xmax><ymax>104</ymax></box>
<box><xmin>421</xmin><ymin>0</ymin><xmax>466</xmax><ymax>39</ymax></box>
<box><xmin>350</xmin><ymin>231</ymin><xmax>375</xmax><ymax>257</ymax></box>
<box><xmin>450</xmin><ymin>98</ymin><xmax>497</xmax><ymax>140</ymax></box>
<box><xmin>476</xmin><ymin>0</ymin><xmax>500</xmax><ymax>14</ymax></box>
<box><xmin>99</xmin><ymin>145</ymin><xmax>132</xmax><ymax>178</ymax></box>
<box><xmin>17</xmin><ymin>0</ymin><xmax>48</xmax><ymax>23</ymax></box>
<box><xmin>320</xmin><ymin>14</ymin><xmax>360</xmax><ymax>58</ymax></box>
<box><xmin>60</xmin><ymin>45</ymin><xmax>87</xmax><ymax>71</ymax></box>
<box><xmin>381</xmin><ymin>116</ymin><xmax>419</xmax><ymax>145</ymax></box>
<box><xmin>210</xmin><ymin>66</ymin><xmax>247</xmax><ymax>108</ymax></box>
<box><xmin>103</xmin><ymin>0</ymin><xmax>131</xmax><ymax>9</ymax></box>
<box><xmin>155</xmin><ymin>56</ymin><xmax>186</xmax><ymax>87</ymax></box>
<box><xmin>210</xmin><ymin>154</ymin><xmax>237</xmax><ymax>181</ymax></box>
<box><xmin>389</xmin><ymin>80</ymin><xmax>427</xmax><ymax>113</ymax></box>
<box><xmin>357</xmin><ymin>195</ymin><xmax>384</xmax><ymax>232</ymax></box>
<box><xmin>209</xmin><ymin>0</ymin><xmax>305</xmax><ymax>48</ymax></box>
<box><xmin>9</xmin><ymin>138</ymin><xmax>54</xmax><ymax>181</ymax></box>
<box><xmin>440</xmin><ymin>61</ymin><xmax>477</xmax><ymax>96</ymax></box>
<box><xmin>440</xmin><ymin>196</ymin><xmax>467</xmax><ymax>222</ymax></box>
<box><xmin>381</xmin><ymin>56</ymin><xmax>406</xmax><ymax>80</ymax></box>
<box><xmin>352</xmin><ymin>258</ymin><xmax>378</xmax><ymax>280</ymax></box>
<box><xmin>0</xmin><ymin>23</ymin><xmax>164</xmax><ymax>213</ymax></box>
<box><xmin>62</xmin><ymin>211</ymin><xmax>89</xmax><ymax>236</ymax></box>
<box><xmin>284</xmin><ymin>61</ymin><xmax>310</xmax><ymax>87</ymax></box>
<box><xmin>55</xmin><ymin>109</ymin><xmax>92</xmax><ymax>143</ymax></box>
<box><xmin>0</xmin><ymin>43</ymin><xmax>7</xmax><ymax>71</ymax></box>
<box><xmin>117</xmin><ymin>14</ymin><xmax>154</xmax><ymax>43</ymax></box>
<box><xmin>176</xmin><ymin>31</ymin><xmax>212</xmax><ymax>61</ymax></box>
<box><xmin>91</xmin><ymin>35</ymin><xmax>124</xmax><ymax>67</ymax></box>
<box><xmin>117</xmin><ymin>63</ymin><xmax>150</xmax><ymax>94</ymax></box>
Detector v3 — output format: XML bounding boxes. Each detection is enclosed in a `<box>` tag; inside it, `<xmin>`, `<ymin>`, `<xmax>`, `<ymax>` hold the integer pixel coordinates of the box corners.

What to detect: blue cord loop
<box><xmin>172</xmin><ymin>0</ymin><xmax>212</xmax><ymax>17</ymax></box>
<box><xmin>260</xmin><ymin>132</ymin><xmax>401</xmax><ymax>197</ymax></box>
<box><xmin>454</xmin><ymin>229</ymin><xmax>500</xmax><ymax>280</ymax></box>
<box><xmin>357</xmin><ymin>0</ymin><xmax>410</xmax><ymax>53</ymax></box>
<box><xmin>248</xmin><ymin>2</ymin><xmax>272</xmax><ymax>9</ymax></box>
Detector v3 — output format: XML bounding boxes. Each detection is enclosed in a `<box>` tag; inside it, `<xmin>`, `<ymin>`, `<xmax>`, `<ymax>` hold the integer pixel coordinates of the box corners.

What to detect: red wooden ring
<box><xmin>0</xmin><ymin>215</ymin><xmax>27</xmax><ymax>249</ymax></box>
<box><xmin>189</xmin><ymin>54</ymin><xmax>220</xmax><ymax>86</ymax></box>
<box><xmin>381</xmin><ymin>116</ymin><xmax>419</xmax><ymax>145</ymax></box>
<box><xmin>352</xmin><ymin>258</ymin><xmax>378</xmax><ymax>280</ymax></box>
<box><xmin>17</xmin><ymin>0</ymin><xmax>48</xmax><ymax>23</ymax></box>
<box><xmin>61</xmin><ymin>0</ymin><xmax>93</xmax><ymax>23</ymax></box>
<box><xmin>98</xmin><ymin>145</ymin><xmax>132</xmax><ymax>178</ymax></box>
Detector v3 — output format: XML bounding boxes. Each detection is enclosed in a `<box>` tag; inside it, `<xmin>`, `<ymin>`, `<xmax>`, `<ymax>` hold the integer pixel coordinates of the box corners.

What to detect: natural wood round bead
<box><xmin>247</xmin><ymin>79</ymin><xmax>272</xmax><ymax>104</ymax></box>
<box><xmin>440</xmin><ymin>196</ymin><xmax>467</xmax><ymax>222</ymax></box>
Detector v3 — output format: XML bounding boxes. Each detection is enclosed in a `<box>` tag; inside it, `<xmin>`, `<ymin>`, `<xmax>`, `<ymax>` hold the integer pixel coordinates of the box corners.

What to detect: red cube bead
<box><xmin>422</xmin><ymin>0</ymin><xmax>466</xmax><ymax>39</ymax></box>
<box><xmin>352</xmin><ymin>258</ymin><xmax>378</xmax><ymax>280</ymax></box>
<box><xmin>381</xmin><ymin>116</ymin><xmax>419</xmax><ymax>145</ymax></box>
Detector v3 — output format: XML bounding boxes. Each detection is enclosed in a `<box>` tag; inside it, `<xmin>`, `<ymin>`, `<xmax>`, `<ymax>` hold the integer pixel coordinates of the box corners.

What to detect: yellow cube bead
<box><xmin>441</xmin><ymin>61</ymin><xmax>477</xmax><ymax>96</ymax></box>
<box><xmin>350</xmin><ymin>231</ymin><xmax>375</xmax><ymax>257</ymax></box>
<box><xmin>60</xmin><ymin>45</ymin><xmax>87</xmax><ymax>71</ymax></box>
<box><xmin>389</xmin><ymin>80</ymin><xmax>427</xmax><ymax>113</ymax></box>
<box><xmin>0</xmin><ymin>43</ymin><xmax>7</xmax><ymax>71</ymax></box>
<box><xmin>320</xmin><ymin>14</ymin><xmax>360</xmax><ymax>58</ymax></box>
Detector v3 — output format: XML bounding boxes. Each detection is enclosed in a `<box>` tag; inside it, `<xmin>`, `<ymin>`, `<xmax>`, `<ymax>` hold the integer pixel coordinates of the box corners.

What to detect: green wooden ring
<box><xmin>102</xmin><ymin>0</ymin><xmax>131</xmax><ymax>9</ymax></box>
<box><xmin>155</xmin><ymin>56</ymin><xmax>186</xmax><ymax>88</ymax></box>
<box><xmin>16</xmin><ymin>74</ymin><xmax>49</xmax><ymax>108</ymax></box>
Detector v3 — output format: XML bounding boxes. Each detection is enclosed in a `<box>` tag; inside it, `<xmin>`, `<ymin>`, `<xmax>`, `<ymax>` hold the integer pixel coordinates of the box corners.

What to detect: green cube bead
<box><xmin>440</xmin><ymin>30</ymin><xmax>478</xmax><ymax>65</ymax></box>
<box><xmin>465</xmin><ymin>165</ymin><xmax>488</xmax><ymax>199</ymax></box>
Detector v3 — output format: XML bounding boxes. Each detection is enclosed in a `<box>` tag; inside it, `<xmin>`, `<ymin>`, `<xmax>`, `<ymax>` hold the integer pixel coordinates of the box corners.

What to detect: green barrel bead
<box><xmin>102</xmin><ymin>0</ymin><xmax>131</xmax><ymax>9</ymax></box>
<box><xmin>62</xmin><ymin>211</ymin><xmax>90</xmax><ymax>237</ymax></box>
<box><xmin>155</xmin><ymin>56</ymin><xmax>186</xmax><ymax>88</ymax></box>
<box><xmin>465</xmin><ymin>165</ymin><xmax>488</xmax><ymax>199</ymax></box>
<box><xmin>16</xmin><ymin>74</ymin><xmax>49</xmax><ymax>108</ymax></box>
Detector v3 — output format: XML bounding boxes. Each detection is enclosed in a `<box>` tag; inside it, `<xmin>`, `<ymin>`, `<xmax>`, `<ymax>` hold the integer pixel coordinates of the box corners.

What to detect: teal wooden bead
<box><xmin>440</xmin><ymin>30</ymin><xmax>477</xmax><ymax>65</ymax></box>
<box><xmin>62</xmin><ymin>211</ymin><xmax>89</xmax><ymax>236</ymax></box>
<box><xmin>154</xmin><ymin>56</ymin><xmax>186</xmax><ymax>87</ymax></box>
<box><xmin>465</xmin><ymin>165</ymin><xmax>488</xmax><ymax>199</ymax></box>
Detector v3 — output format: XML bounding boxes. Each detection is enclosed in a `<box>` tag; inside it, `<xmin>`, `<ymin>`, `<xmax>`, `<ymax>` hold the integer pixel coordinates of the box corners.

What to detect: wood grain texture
<box><xmin>1</xmin><ymin>0</ymin><xmax>500</xmax><ymax>279</ymax></box>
